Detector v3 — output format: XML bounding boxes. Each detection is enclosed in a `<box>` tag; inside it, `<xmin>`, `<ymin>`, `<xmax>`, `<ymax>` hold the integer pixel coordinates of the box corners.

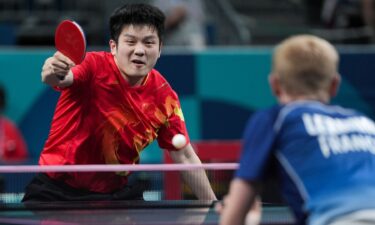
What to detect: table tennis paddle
<box><xmin>55</xmin><ymin>20</ymin><xmax>86</xmax><ymax>65</ymax></box>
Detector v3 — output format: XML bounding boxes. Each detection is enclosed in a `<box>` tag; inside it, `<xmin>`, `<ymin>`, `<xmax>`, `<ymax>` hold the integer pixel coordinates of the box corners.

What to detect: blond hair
<box><xmin>272</xmin><ymin>35</ymin><xmax>339</xmax><ymax>97</ymax></box>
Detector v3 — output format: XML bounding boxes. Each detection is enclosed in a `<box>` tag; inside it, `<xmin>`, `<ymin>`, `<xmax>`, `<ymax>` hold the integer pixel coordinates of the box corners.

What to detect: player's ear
<box><xmin>158</xmin><ymin>42</ymin><xmax>163</xmax><ymax>58</ymax></box>
<box><xmin>109</xmin><ymin>39</ymin><xmax>117</xmax><ymax>56</ymax></box>
<box><xmin>269</xmin><ymin>73</ymin><xmax>281</xmax><ymax>98</ymax></box>
<box><xmin>329</xmin><ymin>73</ymin><xmax>341</xmax><ymax>98</ymax></box>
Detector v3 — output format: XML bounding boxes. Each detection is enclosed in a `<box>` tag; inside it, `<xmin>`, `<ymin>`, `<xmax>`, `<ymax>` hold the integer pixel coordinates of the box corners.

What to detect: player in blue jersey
<box><xmin>219</xmin><ymin>34</ymin><xmax>375</xmax><ymax>225</ymax></box>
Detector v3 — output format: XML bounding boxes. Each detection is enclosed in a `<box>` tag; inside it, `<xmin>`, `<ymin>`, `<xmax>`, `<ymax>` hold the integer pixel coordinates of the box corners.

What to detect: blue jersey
<box><xmin>236</xmin><ymin>101</ymin><xmax>375</xmax><ymax>225</ymax></box>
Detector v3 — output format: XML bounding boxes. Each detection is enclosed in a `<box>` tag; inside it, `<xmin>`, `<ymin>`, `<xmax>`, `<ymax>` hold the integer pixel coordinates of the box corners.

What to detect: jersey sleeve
<box><xmin>156</xmin><ymin>92</ymin><xmax>190</xmax><ymax>151</ymax></box>
<box><xmin>235</xmin><ymin>108</ymin><xmax>279</xmax><ymax>181</ymax></box>
<box><xmin>70</xmin><ymin>52</ymin><xmax>94</xmax><ymax>88</ymax></box>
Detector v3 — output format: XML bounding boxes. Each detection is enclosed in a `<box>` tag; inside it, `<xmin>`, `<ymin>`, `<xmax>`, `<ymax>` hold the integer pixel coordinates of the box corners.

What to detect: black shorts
<box><xmin>22</xmin><ymin>173</ymin><xmax>145</xmax><ymax>203</ymax></box>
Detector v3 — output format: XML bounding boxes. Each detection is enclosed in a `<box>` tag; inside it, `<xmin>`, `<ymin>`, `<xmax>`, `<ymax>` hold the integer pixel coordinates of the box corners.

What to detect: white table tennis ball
<box><xmin>172</xmin><ymin>134</ymin><xmax>187</xmax><ymax>149</ymax></box>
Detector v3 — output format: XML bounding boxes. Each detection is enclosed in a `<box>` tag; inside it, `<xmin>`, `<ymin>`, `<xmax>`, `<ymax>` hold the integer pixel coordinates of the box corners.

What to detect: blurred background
<box><xmin>1</xmin><ymin>0</ymin><xmax>375</xmax><ymax>163</ymax></box>
<box><xmin>1</xmin><ymin>0</ymin><xmax>375</xmax><ymax>46</ymax></box>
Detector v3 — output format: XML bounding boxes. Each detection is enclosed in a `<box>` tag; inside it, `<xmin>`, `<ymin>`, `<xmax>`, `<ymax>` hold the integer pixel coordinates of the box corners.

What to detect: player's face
<box><xmin>110</xmin><ymin>24</ymin><xmax>161</xmax><ymax>84</ymax></box>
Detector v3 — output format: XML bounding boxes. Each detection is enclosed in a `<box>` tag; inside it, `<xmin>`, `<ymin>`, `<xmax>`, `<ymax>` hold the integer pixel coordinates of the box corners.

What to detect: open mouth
<box><xmin>131</xmin><ymin>59</ymin><xmax>145</xmax><ymax>65</ymax></box>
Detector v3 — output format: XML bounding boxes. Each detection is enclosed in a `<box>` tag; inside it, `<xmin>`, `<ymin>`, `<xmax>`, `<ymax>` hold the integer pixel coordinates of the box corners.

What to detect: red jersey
<box><xmin>39</xmin><ymin>52</ymin><xmax>190</xmax><ymax>193</ymax></box>
<box><xmin>0</xmin><ymin>116</ymin><xmax>28</xmax><ymax>162</ymax></box>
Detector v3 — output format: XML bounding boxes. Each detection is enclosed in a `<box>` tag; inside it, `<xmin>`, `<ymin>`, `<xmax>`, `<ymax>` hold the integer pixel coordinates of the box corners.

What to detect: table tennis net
<box><xmin>0</xmin><ymin>164</ymin><xmax>295</xmax><ymax>225</ymax></box>
<box><xmin>0</xmin><ymin>163</ymin><xmax>236</xmax><ymax>203</ymax></box>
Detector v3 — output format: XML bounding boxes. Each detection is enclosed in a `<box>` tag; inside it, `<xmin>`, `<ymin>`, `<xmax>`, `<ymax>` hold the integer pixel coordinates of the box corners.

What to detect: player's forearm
<box><xmin>180</xmin><ymin>169</ymin><xmax>217</xmax><ymax>200</ymax></box>
<box><xmin>169</xmin><ymin>144</ymin><xmax>217</xmax><ymax>200</ymax></box>
<box><xmin>220</xmin><ymin>179</ymin><xmax>258</xmax><ymax>225</ymax></box>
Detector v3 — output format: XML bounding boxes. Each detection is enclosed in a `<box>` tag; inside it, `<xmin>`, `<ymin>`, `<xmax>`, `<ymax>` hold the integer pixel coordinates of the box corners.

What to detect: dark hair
<box><xmin>109</xmin><ymin>3</ymin><xmax>165</xmax><ymax>44</ymax></box>
<box><xmin>0</xmin><ymin>85</ymin><xmax>5</xmax><ymax>112</ymax></box>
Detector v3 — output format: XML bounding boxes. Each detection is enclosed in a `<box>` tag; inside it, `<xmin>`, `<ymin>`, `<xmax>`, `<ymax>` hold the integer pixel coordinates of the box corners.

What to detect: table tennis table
<box><xmin>0</xmin><ymin>200</ymin><xmax>294</xmax><ymax>225</ymax></box>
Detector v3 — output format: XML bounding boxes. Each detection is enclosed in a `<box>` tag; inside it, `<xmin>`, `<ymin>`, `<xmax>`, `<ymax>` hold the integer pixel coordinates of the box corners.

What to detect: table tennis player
<box><xmin>219</xmin><ymin>35</ymin><xmax>375</xmax><ymax>225</ymax></box>
<box><xmin>22</xmin><ymin>3</ymin><xmax>216</xmax><ymax>202</ymax></box>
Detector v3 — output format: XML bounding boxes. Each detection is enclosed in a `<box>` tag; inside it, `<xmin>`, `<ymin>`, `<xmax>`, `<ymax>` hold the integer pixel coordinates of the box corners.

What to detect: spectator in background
<box><xmin>152</xmin><ymin>0</ymin><xmax>207</xmax><ymax>48</ymax></box>
<box><xmin>0</xmin><ymin>85</ymin><xmax>28</xmax><ymax>162</ymax></box>
<box><xmin>360</xmin><ymin>0</ymin><xmax>375</xmax><ymax>42</ymax></box>
<box><xmin>320</xmin><ymin>0</ymin><xmax>375</xmax><ymax>44</ymax></box>
<box><xmin>304</xmin><ymin>0</ymin><xmax>325</xmax><ymax>27</ymax></box>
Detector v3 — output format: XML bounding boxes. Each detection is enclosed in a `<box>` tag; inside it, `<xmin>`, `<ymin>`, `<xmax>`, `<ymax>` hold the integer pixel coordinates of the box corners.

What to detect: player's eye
<box><xmin>125</xmin><ymin>40</ymin><xmax>136</xmax><ymax>45</ymax></box>
<box><xmin>144</xmin><ymin>40</ymin><xmax>156</xmax><ymax>47</ymax></box>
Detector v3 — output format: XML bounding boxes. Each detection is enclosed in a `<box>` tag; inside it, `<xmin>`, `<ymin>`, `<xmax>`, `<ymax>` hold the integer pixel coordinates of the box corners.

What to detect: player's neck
<box><xmin>278</xmin><ymin>93</ymin><xmax>330</xmax><ymax>104</ymax></box>
<box><xmin>122</xmin><ymin>74</ymin><xmax>146</xmax><ymax>87</ymax></box>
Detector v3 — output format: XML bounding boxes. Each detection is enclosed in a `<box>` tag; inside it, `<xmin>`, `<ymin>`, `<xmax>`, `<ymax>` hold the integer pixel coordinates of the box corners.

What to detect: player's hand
<box><xmin>216</xmin><ymin>195</ymin><xmax>262</xmax><ymax>225</ymax></box>
<box><xmin>41</xmin><ymin>51</ymin><xmax>75</xmax><ymax>85</ymax></box>
<box><xmin>214</xmin><ymin>195</ymin><xmax>228</xmax><ymax>214</ymax></box>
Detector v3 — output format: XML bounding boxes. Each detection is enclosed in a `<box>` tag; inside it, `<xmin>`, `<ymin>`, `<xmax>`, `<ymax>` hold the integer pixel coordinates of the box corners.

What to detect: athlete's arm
<box><xmin>41</xmin><ymin>51</ymin><xmax>74</xmax><ymax>87</ymax></box>
<box><xmin>219</xmin><ymin>179</ymin><xmax>260</xmax><ymax>225</ymax></box>
<box><xmin>168</xmin><ymin>143</ymin><xmax>217</xmax><ymax>200</ymax></box>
